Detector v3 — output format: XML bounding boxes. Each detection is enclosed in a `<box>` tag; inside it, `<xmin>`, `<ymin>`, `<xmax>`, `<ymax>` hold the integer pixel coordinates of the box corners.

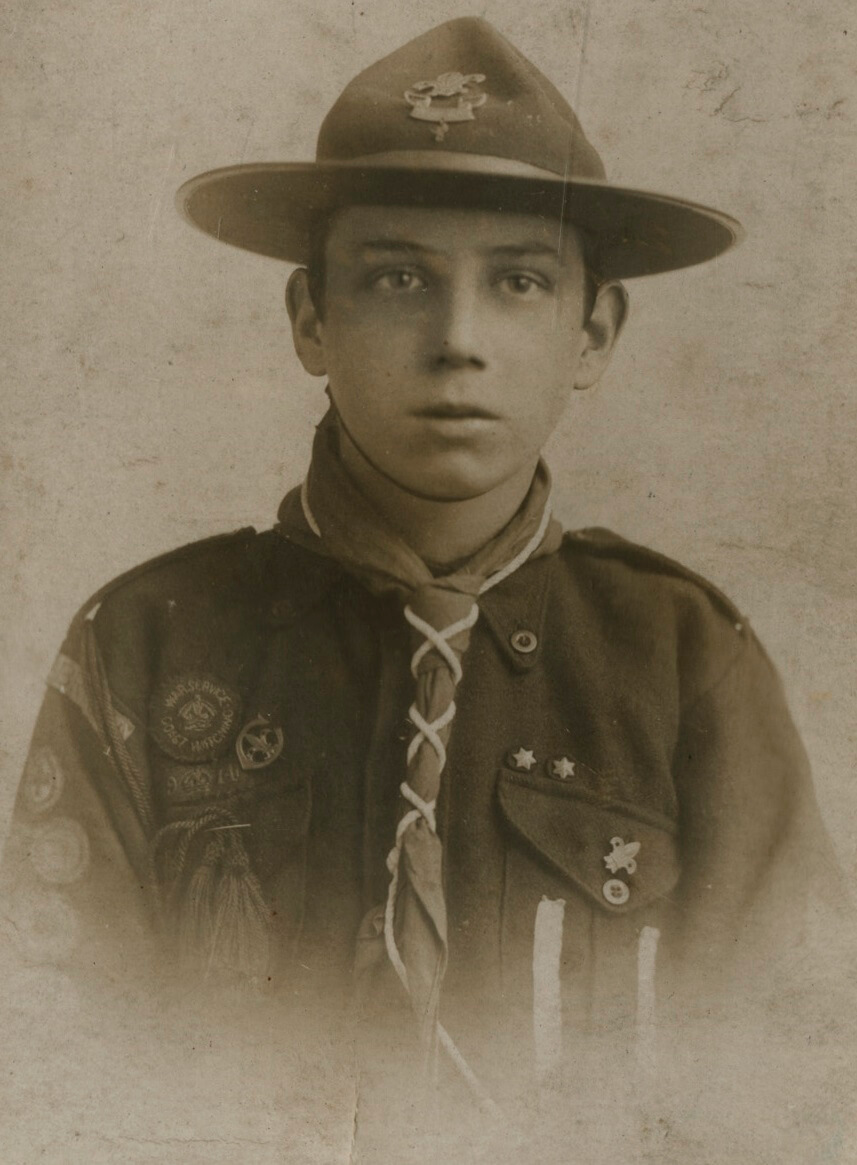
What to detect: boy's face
<box><xmin>289</xmin><ymin>204</ymin><xmax>625</xmax><ymax>501</ymax></box>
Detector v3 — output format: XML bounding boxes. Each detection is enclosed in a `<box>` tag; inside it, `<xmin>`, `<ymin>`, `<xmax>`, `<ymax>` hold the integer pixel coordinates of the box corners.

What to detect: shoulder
<box><xmin>69</xmin><ymin>527</ymin><xmax>267</xmax><ymax>628</ymax></box>
<box><xmin>558</xmin><ymin>526</ymin><xmax>746</xmax><ymax>628</ymax></box>
<box><xmin>58</xmin><ymin>527</ymin><xmax>339</xmax><ymax>714</ymax></box>
<box><xmin>64</xmin><ymin>527</ymin><xmax>336</xmax><ymax>653</ymax></box>
<box><xmin>67</xmin><ymin>522</ymin><xmax>346</xmax><ymax>628</ymax></box>
<box><xmin>555</xmin><ymin>527</ymin><xmax>755</xmax><ymax>702</ymax></box>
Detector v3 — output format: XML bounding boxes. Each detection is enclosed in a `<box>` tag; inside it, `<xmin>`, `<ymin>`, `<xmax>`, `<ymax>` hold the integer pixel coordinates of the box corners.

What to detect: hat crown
<box><xmin>317</xmin><ymin>18</ymin><xmax>606</xmax><ymax>181</ymax></box>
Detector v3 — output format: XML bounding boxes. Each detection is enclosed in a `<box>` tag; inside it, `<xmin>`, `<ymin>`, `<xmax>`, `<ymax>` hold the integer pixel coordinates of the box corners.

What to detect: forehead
<box><xmin>322</xmin><ymin>204</ymin><xmax>584</xmax><ymax>265</ymax></box>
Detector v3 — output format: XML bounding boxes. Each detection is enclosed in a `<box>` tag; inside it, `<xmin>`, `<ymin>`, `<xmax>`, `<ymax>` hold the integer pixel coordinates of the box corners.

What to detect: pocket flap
<box><xmin>497</xmin><ymin>769</ymin><xmax>680</xmax><ymax>914</ymax></box>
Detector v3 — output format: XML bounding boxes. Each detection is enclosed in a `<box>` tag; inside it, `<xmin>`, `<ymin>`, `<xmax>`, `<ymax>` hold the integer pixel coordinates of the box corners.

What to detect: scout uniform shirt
<box><xmin>0</xmin><ymin>521</ymin><xmax>837</xmax><ymax>1105</ymax></box>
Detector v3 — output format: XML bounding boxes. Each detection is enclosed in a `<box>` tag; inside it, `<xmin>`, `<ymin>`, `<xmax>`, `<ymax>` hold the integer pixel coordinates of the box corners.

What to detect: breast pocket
<box><xmin>496</xmin><ymin>766</ymin><xmax>681</xmax><ymax>1043</ymax></box>
<box><xmin>497</xmin><ymin>767</ymin><xmax>680</xmax><ymax>916</ymax></box>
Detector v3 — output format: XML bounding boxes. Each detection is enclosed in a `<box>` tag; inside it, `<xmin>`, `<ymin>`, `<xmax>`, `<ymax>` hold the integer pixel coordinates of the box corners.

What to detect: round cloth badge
<box><xmin>22</xmin><ymin>747</ymin><xmax>64</xmax><ymax>814</ymax></box>
<box><xmin>28</xmin><ymin>817</ymin><xmax>90</xmax><ymax>885</ymax></box>
<box><xmin>149</xmin><ymin>673</ymin><xmax>242</xmax><ymax>762</ymax></box>
<box><xmin>6</xmin><ymin>888</ymin><xmax>81</xmax><ymax>963</ymax></box>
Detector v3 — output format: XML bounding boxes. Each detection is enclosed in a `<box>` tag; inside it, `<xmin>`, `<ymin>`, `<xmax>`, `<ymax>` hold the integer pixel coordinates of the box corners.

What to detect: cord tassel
<box><xmin>153</xmin><ymin>808</ymin><xmax>270</xmax><ymax>985</ymax></box>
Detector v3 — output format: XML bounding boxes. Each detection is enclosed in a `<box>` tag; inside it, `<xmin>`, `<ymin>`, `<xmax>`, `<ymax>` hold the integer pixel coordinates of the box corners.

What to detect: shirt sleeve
<box><xmin>670</xmin><ymin>621</ymin><xmax>851</xmax><ymax>1005</ymax></box>
<box><xmin>0</xmin><ymin>613</ymin><xmax>158</xmax><ymax>1002</ymax></box>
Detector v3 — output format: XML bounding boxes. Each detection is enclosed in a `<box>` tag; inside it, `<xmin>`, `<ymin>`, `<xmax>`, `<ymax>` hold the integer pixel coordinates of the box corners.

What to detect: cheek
<box><xmin>323</xmin><ymin>313</ymin><xmax>419</xmax><ymax>384</ymax></box>
<box><xmin>503</xmin><ymin>334</ymin><xmax>579</xmax><ymax>401</ymax></box>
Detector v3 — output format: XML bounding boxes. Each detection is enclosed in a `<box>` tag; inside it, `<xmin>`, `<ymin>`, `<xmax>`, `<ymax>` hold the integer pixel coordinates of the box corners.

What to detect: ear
<box><xmin>573</xmin><ymin>281</ymin><xmax>629</xmax><ymax>391</ymax></box>
<box><xmin>285</xmin><ymin>268</ymin><xmax>327</xmax><ymax>377</ymax></box>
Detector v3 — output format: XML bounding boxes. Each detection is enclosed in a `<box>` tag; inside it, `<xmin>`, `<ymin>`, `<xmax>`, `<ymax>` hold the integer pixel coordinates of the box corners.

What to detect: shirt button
<box><xmin>602</xmin><ymin>878</ymin><xmax>630</xmax><ymax>906</ymax></box>
<box><xmin>509</xmin><ymin>629</ymin><xmax>538</xmax><ymax>654</ymax></box>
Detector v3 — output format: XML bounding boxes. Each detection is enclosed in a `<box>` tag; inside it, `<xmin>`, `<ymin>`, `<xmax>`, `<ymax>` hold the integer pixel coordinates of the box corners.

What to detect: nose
<box><xmin>431</xmin><ymin>274</ymin><xmax>487</xmax><ymax>371</ymax></box>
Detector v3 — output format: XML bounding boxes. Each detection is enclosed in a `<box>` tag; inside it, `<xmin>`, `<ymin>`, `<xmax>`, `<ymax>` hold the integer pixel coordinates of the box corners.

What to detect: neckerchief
<box><xmin>276</xmin><ymin>409</ymin><xmax>563</xmax><ymax>1080</ymax></box>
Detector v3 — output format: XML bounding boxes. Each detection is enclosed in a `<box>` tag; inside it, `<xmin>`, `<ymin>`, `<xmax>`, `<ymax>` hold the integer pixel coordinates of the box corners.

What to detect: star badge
<box><xmin>511</xmin><ymin>747</ymin><xmax>537</xmax><ymax>772</ymax></box>
<box><xmin>550</xmin><ymin>756</ymin><xmax>576</xmax><ymax>780</ymax></box>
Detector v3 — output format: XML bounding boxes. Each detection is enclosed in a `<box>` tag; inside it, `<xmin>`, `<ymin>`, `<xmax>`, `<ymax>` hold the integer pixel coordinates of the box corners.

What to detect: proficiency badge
<box><xmin>22</xmin><ymin>747</ymin><xmax>64</xmax><ymax>814</ymax></box>
<box><xmin>6</xmin><ymin>888</ymin><xmax>81</xmax><ymax>963</ymax></box>
<box><xmin>163</xmin><ymin>759</ymin><xmax>254</xmax><ymax>805</ymax></box>
<box><xmin>28</xmin><ymin>817</ymin><xmax>90</xmax><ymax>885</ymax></box>
<box><xmin>603</xmin><ymin>836</ymin><xmax>640</xmax><ymax>876</ymax></box>
<box><xmin>235</xmin><ymin>717</ymin><xmax>285</xmax><ymax>771</ymax></box>
<box><xmin>149</xmin><ymin>674</ymin><xmax>242</xmax><ymax>762</ymax></box>
<box><xmin>405</xmin><ymin>72</ymin><xmax>487</xmax><ymax>141</ymax></box>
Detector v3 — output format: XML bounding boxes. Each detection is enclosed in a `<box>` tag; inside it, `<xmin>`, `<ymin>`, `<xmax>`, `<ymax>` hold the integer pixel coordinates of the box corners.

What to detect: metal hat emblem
<box><xmin>236</xmin><ymin>717</ymin><xmax>285</xmax><ymax>771</ymax></box>
<box><xmin>404</xmin><ymin>71</ymin><xmax>487</xmax><ymax>141</ymax></box>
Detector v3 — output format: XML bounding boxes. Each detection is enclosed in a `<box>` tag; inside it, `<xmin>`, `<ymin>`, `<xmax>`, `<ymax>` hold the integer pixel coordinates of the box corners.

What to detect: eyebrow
<box><xmin>487</xmin><ymin>243</ymin><xmax>561</xmax><ymax>259</ymax></box>
<box><xmin>356</xmin><ymin>240</ymin><xmax>561</xmax><ymax>259</ymax></box>
<box><xmin>358</xmin><ymin>240</ymin><xmax>438</xmax><ymax>256</ymax></box>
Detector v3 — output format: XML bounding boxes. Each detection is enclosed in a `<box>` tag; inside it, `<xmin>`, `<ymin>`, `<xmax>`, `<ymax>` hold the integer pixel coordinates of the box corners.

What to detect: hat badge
<box><xmin>404</xmin><ymin>71</ymin><xmax>487</xmax><ymax>141</ymax></box>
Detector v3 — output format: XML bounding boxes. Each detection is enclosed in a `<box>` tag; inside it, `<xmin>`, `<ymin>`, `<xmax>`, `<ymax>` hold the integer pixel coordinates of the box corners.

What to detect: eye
<box><xmin>498</xmin><ymin>271</ymin><xmax>552</xmax><ymax>297</ymax></box>
<box><xmin>370</xmin><ymin>268</ymin><xmax>427</xmax><ymax>293</ymax></box>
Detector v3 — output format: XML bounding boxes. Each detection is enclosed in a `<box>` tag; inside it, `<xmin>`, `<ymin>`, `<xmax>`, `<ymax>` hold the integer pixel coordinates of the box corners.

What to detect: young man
<box><xmin>2</xmin><ymin>16</ymin><xmax>844</xmax><ymax>1156</ymax></box>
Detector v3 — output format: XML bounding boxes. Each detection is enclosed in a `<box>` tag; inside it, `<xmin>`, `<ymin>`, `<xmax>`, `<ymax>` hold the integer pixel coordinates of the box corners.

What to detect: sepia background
<box><xmin>2</xmin><ymin>0</ymin><xmax>855</xmax><ymax>1158</ymax></box>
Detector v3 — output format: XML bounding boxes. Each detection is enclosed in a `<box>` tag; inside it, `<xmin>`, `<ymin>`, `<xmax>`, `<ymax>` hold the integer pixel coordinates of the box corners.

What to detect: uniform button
<box><xmin>509</xmin><ymin>629</ymin><xmax>538</xmax><ymax>654</ymax></box>
<box><xmin>602</xmin><ymin>878</ymin><xmax>630</xmax><ymax>906</ymax></box>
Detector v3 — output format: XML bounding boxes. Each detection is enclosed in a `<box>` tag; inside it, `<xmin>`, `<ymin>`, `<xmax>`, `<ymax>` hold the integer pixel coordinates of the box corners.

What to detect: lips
<box><xmin>414</xmin><ymin>403</ymin><xmax>500</xmax><ymax>420</ymax></box>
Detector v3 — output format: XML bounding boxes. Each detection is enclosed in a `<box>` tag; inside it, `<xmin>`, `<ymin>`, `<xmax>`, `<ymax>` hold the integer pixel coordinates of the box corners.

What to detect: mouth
<box><xmin>413</xmin><ymin>404</ymin><xmax>500</xmax><ymax>420</ymax></box>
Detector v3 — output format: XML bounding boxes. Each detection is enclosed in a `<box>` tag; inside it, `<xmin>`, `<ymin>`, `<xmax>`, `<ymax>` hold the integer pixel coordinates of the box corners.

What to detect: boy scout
<box><xmin>1</xmin><ymin>16</ymin><xmax>844</xmax><ymax>1156</ymax></box>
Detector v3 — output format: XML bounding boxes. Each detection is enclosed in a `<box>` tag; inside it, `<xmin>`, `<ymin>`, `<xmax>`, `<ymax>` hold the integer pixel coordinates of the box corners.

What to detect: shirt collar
<box><xmin>477</xmin><ymin>551</ymin><xmax>555</xmax><ymax>672</ymax></box>
<box><xmin>267</xmin><ymin>526</ymin><xmax>557</xmax><ymax>672</ymax></box>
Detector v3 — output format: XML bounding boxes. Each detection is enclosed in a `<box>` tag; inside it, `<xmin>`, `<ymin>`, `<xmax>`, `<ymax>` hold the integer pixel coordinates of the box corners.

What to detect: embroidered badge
<box><xmin>235</xmin><ymin>717</ymin><xmax>285</xmax><ymax>771</ymax></box>
<box><xmin>163</xmin><ymin>759</ymin><xmax>254</xmax><ymax>805</ymax></box>
<box><xmin>6</xmin><ymin>888</ymin><xmax>80</xmax><ymax>963</ymax></box>
<box><xmin>510</xmin><ymin>747</ymin><xmax>537</xmax><ymax>772</ymax></box>
<box><xmin>603</xmin><ymin>836</ymin><xmax>640</xmax><ymax>876</ymax></box>
<box><xmin>47</xmin><ymin>652</ymin><xmax>99</xmax><ymax>736</ymax></box>
<box><xmin>28</xmin><ymin>817</ymin><xmax>90</xmax><ymax>885</ymax></box>
<box><xmin>404</xmin><ymin>71</ymin><xmax>487</xmax><ymax>142</ymax></box>
<box><xmin>549</xmin><ymin>756</ymin><xmax>576</xmax><ymax>781</ymax></box>
<box><xmin>149</xmin><ymin>674</ymin><xmax>242</xmax><ymax>762</ymax></box>
<box><xmin>22</xmin><ymin>747</ymin><xmax>64</xmax><ymax>815</ymax></box>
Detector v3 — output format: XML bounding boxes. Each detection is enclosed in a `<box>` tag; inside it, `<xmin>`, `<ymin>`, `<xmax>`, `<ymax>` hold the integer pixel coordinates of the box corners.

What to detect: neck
<box><xmin>336</xmin><ymin>426</ymin><xmax>539</xmax><ymax>567</ymax></box>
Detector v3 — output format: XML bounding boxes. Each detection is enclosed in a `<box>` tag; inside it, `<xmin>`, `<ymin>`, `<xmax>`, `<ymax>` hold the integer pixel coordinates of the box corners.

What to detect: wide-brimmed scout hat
<box><xmin>176</xmin><ymin>17</ymin><xmax>743</xmax><ymax>279</ymax></box>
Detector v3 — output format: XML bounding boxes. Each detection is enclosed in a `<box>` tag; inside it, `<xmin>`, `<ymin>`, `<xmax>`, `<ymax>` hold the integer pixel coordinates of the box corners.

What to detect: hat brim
<box><xmin>176</xmin><ymin>160</ymin><xmax>743</xmax><ymax>279</ymax></box>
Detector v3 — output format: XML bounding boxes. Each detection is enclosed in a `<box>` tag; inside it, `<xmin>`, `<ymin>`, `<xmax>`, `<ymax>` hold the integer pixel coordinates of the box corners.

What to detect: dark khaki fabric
<box><xmin>1</xmin><ymin>524</ymin><xmax>848</xmax><ymax>1154</ymax></box>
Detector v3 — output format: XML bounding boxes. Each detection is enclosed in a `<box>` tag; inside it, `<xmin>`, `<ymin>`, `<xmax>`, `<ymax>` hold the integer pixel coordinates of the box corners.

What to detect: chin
<box><xmin>391</xmin><ymin>459</ymin><xmax>508</xmax><ymax>502</ymax></box>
